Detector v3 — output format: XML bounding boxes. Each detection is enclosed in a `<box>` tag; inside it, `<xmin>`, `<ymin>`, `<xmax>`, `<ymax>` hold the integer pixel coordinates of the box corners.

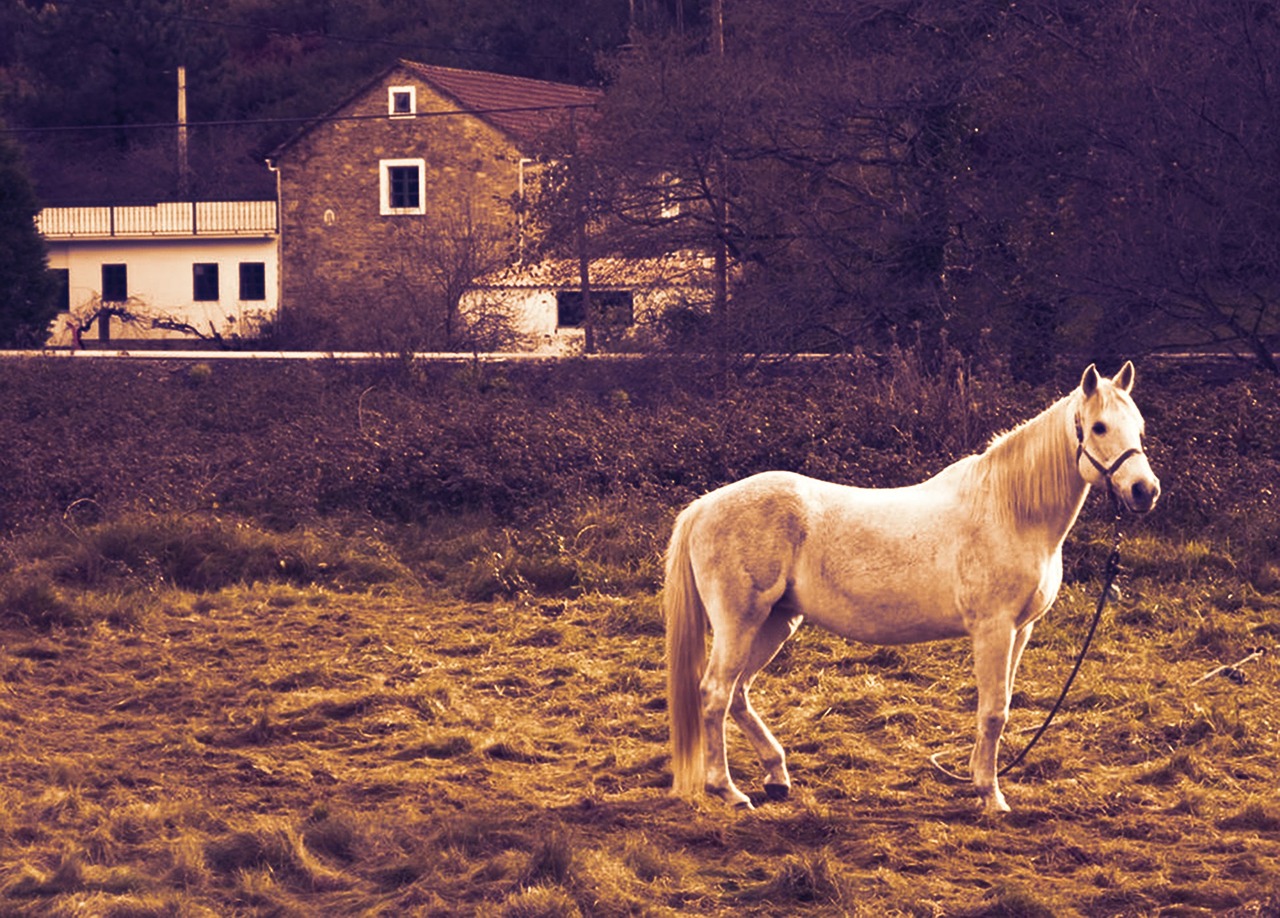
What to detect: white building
<box><xmin>462</xmin><ymin>252</ymin><xmax>717</xmax><ymax>354</ymax></box>
<box><xmin>39</xmin><ymin>200</ymin><xmax>278</xmax><ymax>347</ymax></box>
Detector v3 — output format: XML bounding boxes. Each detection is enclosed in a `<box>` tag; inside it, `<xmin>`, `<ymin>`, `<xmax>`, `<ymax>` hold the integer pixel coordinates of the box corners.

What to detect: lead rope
<box><xmin>929</xmin><ymin>498</ymin><xmax>1125</xmax><ymax>783</ymax></box>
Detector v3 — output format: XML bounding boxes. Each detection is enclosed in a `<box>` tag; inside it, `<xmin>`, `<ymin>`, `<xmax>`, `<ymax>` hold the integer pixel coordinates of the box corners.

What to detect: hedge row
<box><xmin>0</xmin><ymin>353</ymin><xmax>1275</xmax><ymax>559</ymax></box>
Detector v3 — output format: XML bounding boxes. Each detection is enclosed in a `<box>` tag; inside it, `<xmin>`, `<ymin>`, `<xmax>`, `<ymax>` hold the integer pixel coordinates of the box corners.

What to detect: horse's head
<box><xmin>1074</xmin><ymin>361</ymin><xmax>1161</xmax><ymax>513</ymax></box>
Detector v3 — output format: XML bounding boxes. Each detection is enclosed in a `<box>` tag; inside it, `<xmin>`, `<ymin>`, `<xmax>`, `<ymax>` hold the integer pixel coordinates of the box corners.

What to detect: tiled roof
<box><xmin>473</xmin><ymin>253</ymin><xmax>718</xmax><ymax>289</ymax></box>
<box><xmin>269</xmin><ymin>61</ymin><xmax>601</xmax><ymax>159</ymax></box>
<box><xmin>399</xmin><ymin>61</ymin><xmax>601</xmax><ymax>146</ymax></box>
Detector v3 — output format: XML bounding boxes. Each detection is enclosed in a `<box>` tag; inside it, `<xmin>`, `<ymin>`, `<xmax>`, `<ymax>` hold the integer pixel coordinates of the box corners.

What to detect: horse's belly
<box><xmin>796</xmin><ymin>583</ymin><xmax>969</xmax><ymax>645</ymax></box>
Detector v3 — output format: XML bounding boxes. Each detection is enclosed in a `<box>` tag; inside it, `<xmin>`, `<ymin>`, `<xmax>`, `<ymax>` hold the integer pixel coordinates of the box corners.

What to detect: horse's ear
<box><xmin>1112</xmin><ymin>360</ymin><xmax>1135</xmax><ymax>393</ymax></box>
<box><xmin>1080</xmin><ymin>363</ymin><xmax>1100</xmax><ymax>398</ymax></box>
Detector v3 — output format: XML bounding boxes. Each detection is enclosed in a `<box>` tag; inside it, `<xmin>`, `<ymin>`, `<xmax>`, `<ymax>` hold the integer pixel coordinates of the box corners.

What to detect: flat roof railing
<box><xmin>37</xmin><ymin>200</ymin><xmax>278</xmax><ymax>239</ymax></box>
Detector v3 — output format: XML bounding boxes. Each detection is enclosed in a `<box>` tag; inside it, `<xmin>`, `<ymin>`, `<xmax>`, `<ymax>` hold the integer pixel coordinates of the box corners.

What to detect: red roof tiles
<box><xmin>398</xmin><ymin>61</ymin><xmax>601</xmax><ymax>147</ymax></box>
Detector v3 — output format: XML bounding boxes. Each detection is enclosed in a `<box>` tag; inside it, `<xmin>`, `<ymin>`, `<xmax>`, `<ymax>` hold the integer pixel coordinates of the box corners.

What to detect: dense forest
<box><xmin>0</xmin><ymin>0</ymin><xmax>634</xmax><ymax>201</ymax></box>
<box><xmin>0</xmin><ymin>0</ymin><xmax>629</xmax><ymax>128</ymax></box>
<box><xmin>3</xmin><ymin>0</ymin><xmax>1279</xmax><ymax>375</ymax></box>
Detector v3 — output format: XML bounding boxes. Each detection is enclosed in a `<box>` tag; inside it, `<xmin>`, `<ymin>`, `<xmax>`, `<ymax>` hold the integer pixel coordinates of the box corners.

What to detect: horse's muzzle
<box><xmin>1128</xmin><ymin>477</ymin><xmax>1160</xmax><ymax>513</ymax></box>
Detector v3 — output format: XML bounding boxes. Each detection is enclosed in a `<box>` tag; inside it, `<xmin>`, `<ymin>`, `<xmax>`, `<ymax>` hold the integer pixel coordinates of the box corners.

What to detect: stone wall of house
<box><xmin>275</xmin><ymin>66</ymin><xmax>526</xmax><ymax>347</ymax></box>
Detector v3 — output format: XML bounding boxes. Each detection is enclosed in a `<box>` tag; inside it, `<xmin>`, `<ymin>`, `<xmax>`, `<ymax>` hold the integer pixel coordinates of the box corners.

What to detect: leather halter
<box><xmin>1074</xmin><ymin>412</ymin><xmax>1143</xmax><ymax>496</ymax></box>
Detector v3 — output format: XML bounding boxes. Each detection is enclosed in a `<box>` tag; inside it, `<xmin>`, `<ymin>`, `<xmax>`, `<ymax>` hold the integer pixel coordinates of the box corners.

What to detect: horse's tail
<box><xmin>665</xmin><ymin>504</ymin><xmax>706</xmax><ymax>799</ymax></box>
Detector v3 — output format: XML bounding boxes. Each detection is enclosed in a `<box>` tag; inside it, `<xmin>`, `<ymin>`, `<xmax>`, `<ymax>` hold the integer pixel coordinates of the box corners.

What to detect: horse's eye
<box><xmin>1092</xmin><ymin>422</ymin><xmax>1108</xmax><ymax>436</ymax></box>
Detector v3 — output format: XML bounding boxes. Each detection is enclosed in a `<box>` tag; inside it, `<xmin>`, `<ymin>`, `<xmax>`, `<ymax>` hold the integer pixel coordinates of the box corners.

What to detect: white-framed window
<box><xmin>388</xmin><ymin>85</ymin><xmax>416</xmax><ymax>118</ymax></box>
<box><xmin>379</xmin><ymin>159</ymin><xmax>426</xmax><ymax>215</ymax></box>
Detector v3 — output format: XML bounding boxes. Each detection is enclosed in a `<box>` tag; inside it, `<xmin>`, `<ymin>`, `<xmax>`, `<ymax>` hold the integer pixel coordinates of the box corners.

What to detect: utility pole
<box><xmin>710</xmin><ymin>0</ymin><xmax>728</xmax><ymax>367</ymax></box>
<box><xmin>570</xmin><ymin>108</ymin><xmax>594</xmax><ymax>354</ymax></box>
<box><xmin>177</xmin><ymin>66</ymin><xmax>190</xmax><ymax>198</ymax></box>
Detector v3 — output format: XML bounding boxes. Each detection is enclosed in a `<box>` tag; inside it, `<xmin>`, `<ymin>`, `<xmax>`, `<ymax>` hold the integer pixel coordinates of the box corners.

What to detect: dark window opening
<box><xmin>391</xmin><ymin>91</ymin><xmax>413</xmax><ymax>114</ymax></box>
<box><xmin>51</xmin><ymin>269</ymin><xmax>70</xmax><ymax>313</ymax></box>
<box><xmin>101</xmin><ymin>264</ymin><xmax>127</xmax><ymax>302</ymax></box>
<box><xmin>556</xmin><ymin>290</ymin><xmax>635</xmax><ymax>329</ymax></box>
<box><xmin>193</xmin><ymin>263</ymin><xmax>219</xmax><ymax>301</ymax></box>
<box><xmin>388</xmin><ymin>166</ymin><xmax>420</xmax><ymax>210</ymax></box>
<box><xmin>239</xmin><ymin>262</ymin><xmax>266</xmax><ymax>301</ymax></box>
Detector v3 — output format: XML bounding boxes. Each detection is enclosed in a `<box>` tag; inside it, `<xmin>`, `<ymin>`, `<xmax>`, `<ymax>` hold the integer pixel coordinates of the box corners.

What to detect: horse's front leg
<box><xmin>969</xmin><ymin>619</ymin><xmax>1017</xmax><ymax>813</ymax></box>
<box><xmin>1008</xmin><ymin>622</ymin><xmax>1035</xmax><ymax>696</ymax></box>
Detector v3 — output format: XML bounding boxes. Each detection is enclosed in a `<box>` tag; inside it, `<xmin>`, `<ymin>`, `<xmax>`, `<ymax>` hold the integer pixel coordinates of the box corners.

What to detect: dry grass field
<box><xmin>1</xmin><ymin>526</ymin><xmax>1278</xmax><ymax>916</ymax></box>
<box><xmin>1</xmin><ymin>355</ymin><xmax>1278</xmax><ymax>915</ymax></box>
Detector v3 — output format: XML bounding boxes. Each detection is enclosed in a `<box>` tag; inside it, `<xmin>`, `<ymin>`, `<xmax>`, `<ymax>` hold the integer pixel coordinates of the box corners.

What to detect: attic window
<box><xmin>388</xmin><ymin>86</ymin><xmax>416</xmax><ymax>118</ymax></box>
<box><xmin>380</xmin><ymin>159</ymin><xmax>426</xmax><ymax>215</ymax></box>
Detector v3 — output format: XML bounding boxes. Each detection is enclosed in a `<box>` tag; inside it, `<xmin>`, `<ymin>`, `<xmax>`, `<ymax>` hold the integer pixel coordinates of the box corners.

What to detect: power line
<box><xmin>20</xmin><ymin>0</ymin><xmax>615</xmax><ymax>70</ymax></box>
<box><xmin>2</xmin><ymin>102</ymin><xmax>599</xmax><ymax>137</ymax></box>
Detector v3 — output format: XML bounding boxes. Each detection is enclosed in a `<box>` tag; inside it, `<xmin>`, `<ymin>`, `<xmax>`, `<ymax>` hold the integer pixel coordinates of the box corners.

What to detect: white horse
<box><xmin>665</xmin><ymin>362</ymin><xmax>1160</xmax><ymax>813</ymax></box>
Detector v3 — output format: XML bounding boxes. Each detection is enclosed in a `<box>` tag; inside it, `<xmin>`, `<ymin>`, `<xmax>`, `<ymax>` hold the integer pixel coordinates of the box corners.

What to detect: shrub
<box><xmin>34</xmin><ymin>514</ymin><xmax>407</xmax><ymax>592</ymax></box>
<box><xmin>0</xmin><ymin>575</ymin><xmax>80</xmax><ymax>630</ymax></box>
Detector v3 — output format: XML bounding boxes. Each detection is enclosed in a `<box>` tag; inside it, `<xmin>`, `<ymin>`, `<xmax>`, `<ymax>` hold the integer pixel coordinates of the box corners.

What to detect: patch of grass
<box><xmin>741</xmin><ymin>848</ymin><xmax>853</xmax><ymax>907</ymax></box>
<box><xmin>619</xmin><ymin>831</ymin><xmax>681</xmax><ymax>883</ymax></box>
<box><xmin>33</xmin><ymin>514</ymin><xmax>409</xmax><ymax>593</ymax></box>
<box><xmin>460</xmin><ymin>527</ymin><xmax>583</xmax><ymax>601</ymax></box>
<box><xmin>204</xmin><ymin>818</ymin><xmax>346</xmax><ymax>892</ymax></box>
<box><xmin>521</xmin><ymin>827</ymin><xmax>577</xmax><ymax>888</ymax></box>
<box><xmin>1120</xmin><ymin>535</ymin><xmax>1237</xmax><ymax>581</ymax></box>
<box><xmin>0</xmin><ymin>575</ymin><xmax>81</xmax><ymax>630</ymax></box>
<box><xmin>969</xmin><ymin>880</ymin><xmax>1060</xmax><ymax>918</ymax></box>
<box><xmin>1138</xmin><ymin>749</ymin><xmax>1204</xmax><ymax>786</ymax></box>
<box><xmin>556</xmin><ymin>495</ymin><xmax>670</xmax><ymax>594</ymax></box>
<box><xmin>302</xmin><ymin>808</ymin><xmax>366</xmax><ymax>864</ymax></box>
<box><xmin>1218</xmin><ymin>799</ymin><xmax>1280</xmax><ymax>833</ymax></box>
<box><xmin>500</xmin><ymin>885</ymin><xmax>583</xmax><ymax>918</ymax></box>
<box><xmin>4</xmin><ymin>852</ymin><xmax>86</xmax><ymax>897</ymax></box>
<box><xmin>581</xmin><ymin>591</ymin><xmax>664</xmax><ymax>638</ymax></box>
<box><xmin>1</xmin><ymin>572</ymin><xmax>1278</xmax><ymax>916</ymax></box>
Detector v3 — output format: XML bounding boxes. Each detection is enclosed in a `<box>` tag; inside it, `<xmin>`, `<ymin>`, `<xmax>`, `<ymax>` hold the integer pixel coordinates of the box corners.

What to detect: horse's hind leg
<box><xmin>700</xmin><ymin>623</ymin><xmax>760</xmax><ymax>808</ymax></box>
<box><xmin>700</xmin><ymin>588</ymin><xmax>787</xmax><ymax>808</ymax></box>
<box><xmin>729</xmin><ymin>607</ymin><xmax>803</xmax><ymax>800</ymax></box>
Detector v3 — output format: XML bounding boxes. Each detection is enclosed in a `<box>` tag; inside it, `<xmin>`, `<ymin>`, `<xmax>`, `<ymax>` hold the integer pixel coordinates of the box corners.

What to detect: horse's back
<box><xmin>690</xmin><ymin>466</ymin><xmax>974</xmax><ymax>526</ymax></box>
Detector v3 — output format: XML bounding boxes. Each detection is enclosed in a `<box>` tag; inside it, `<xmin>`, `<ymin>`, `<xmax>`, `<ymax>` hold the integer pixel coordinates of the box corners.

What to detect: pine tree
<box><xmin>0</xmin><ymin>132</ymin><xmax>57</xmax><ymax>347</ymax></box>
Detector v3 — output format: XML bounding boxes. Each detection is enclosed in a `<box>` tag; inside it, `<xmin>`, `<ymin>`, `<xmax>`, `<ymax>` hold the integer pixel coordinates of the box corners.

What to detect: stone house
<box><xmin>267</xmin><ymin>60</ymin><xmax>604</xmax><ymax>350</ymax></box>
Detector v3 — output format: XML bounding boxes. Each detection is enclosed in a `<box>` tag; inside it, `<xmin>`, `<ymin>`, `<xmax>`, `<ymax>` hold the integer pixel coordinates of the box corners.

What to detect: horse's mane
<box><xmin>975</xmin><ymin>392</ymin><xmax>1083</xmax><ymax>525</ymax></box>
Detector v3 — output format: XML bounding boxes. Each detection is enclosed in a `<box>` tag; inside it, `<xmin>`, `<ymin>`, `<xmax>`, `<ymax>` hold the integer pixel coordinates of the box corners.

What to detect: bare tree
<box><xmin>532</xmin><ymin>0</ymin><xmax>1280</xmax><ymax>374</ymax></box>
<box><xmin>370</xmin><ymin>201</ymin><xmax>518</xmax><ymax>354</ymax></box>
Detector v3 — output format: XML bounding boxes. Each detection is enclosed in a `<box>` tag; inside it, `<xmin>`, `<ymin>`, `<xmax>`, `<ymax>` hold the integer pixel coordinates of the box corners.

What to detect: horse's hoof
<box><xmin>764</xmin><ymin>782</ymin><xmax>790</xmax><ymax>801</ymax></box>
<box><xmin>707</xmin><ymin>784</ymin><xmax>753</xmax><ymax>809</ymax></box>
<box><xmin>978</xmin><ymin>793</ymin><xmax>1011</xmax><ymax>815</ymax></box>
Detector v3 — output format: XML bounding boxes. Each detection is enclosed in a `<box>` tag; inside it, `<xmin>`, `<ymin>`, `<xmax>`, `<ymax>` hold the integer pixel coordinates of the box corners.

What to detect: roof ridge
<box><xmin>398</xmin><ymin>59</ymin><xmax>601</xmax><ymax>94</ymax></box>
<box><xmin>269</xmin><ymin>60</ymin><xmax>600</xmax><ymax>159</ymax></box>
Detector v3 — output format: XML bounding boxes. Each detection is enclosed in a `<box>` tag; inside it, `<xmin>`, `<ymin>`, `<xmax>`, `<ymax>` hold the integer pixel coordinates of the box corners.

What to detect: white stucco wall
<box><xmin>44</xmin><ymin>235</ymin><xmax>279</xmax><ymax>346</ymax></box>
<box><xmin>461</xmin><ymin>254</ymin><xmax>716</xmax><ymax>354</ymax></box>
